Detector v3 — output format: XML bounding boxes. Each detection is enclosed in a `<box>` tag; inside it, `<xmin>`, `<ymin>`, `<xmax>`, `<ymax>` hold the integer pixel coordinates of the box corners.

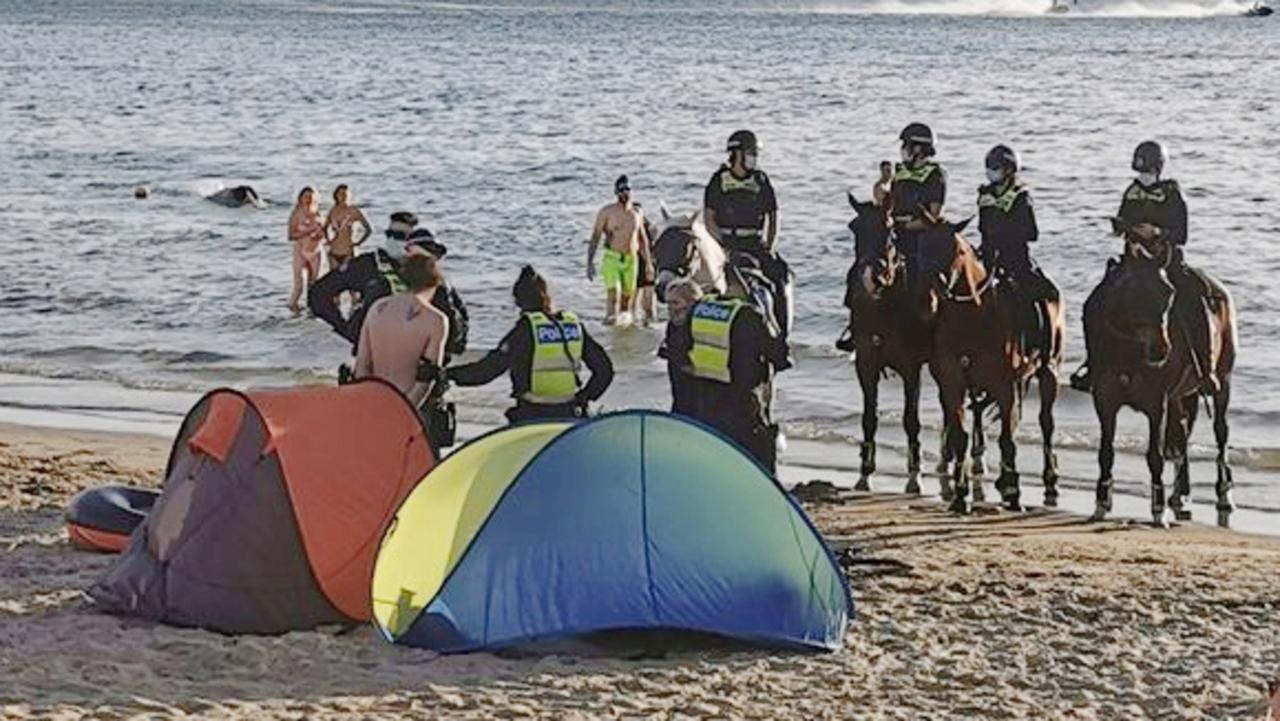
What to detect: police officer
<box><xmin>447</xmin><ymin>266</ymin><xmax>613</xmax><ymax>423</ymax></box>
<box><xmin>703</xmin><ymin>130</ymin><xmax>792</xmax><ymax>339</ymax></box>
<box><xmin>667</xmin><ymin>262</ymin><xmax>791</xmax><ymax>473</ymax></box>
<box><xmin>890</xmin><ymin>122</ymin><xmax>947</xmax><ymax>279</ymax></box>
<box><xmin>977</xmin><ymin>144</ymin><xmax>1059</xmax><ymax>355</ymax></box>
<box><xmin>1072</xmin><ymin>140</ymin><xmax>1216</xmax><ymax>393</ymax></box>
<box><xmin>309</xmin><ymin>212</ymin><xmax>469</xmax><ymax>362</ymax></box>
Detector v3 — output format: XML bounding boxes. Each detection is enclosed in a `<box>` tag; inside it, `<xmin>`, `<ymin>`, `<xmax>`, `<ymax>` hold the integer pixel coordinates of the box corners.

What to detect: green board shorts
<box><xmin>601</xmin><ymin>249</ymin><xmax>638</xmax><ymax>294</ymax></box>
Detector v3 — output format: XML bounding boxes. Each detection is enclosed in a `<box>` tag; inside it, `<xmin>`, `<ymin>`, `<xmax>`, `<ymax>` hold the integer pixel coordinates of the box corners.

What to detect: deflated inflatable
<box><xmin>65</xmin><ymin>485</ymin><xmax>158</xmax><ymax>553</ymax></box>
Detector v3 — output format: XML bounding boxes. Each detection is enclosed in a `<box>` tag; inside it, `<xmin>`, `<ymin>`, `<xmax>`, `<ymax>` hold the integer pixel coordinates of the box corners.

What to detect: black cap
<box><xmin>406</xmin><ymin>227</ymin><xmax>447</xmax><ymax>259</ymax></box>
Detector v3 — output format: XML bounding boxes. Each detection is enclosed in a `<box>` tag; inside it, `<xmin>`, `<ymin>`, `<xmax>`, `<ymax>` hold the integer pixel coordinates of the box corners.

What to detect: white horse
<box><xmin>650</xmin><ymin>202</ymin><xmax>727</xmax><ymax>300</ymax></box>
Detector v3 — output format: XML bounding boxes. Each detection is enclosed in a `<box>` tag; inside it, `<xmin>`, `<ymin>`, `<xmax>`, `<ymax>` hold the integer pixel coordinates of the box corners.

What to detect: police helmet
<box><xmin>1132</xmin><ymin>140</ymin><xmax>1168</xmax><ymax>175</ymax></box>
<box><xmin>985</xmin><ymin>144</ymin><xmax>1021</xmax><ymax>173</ymax></box>
<box><xmin>726</xmin><ymin>130</ymin><xmax>760</xmax><ymax>154</ymax></box>
<box><xmin>899</xmin><ymin>122</ymin><xmax>937</xmax><ymax>148</ymax></box>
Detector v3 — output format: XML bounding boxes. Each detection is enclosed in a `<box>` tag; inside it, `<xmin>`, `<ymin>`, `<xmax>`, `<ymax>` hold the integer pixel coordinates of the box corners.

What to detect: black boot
<box><xmin>1189</xmin><ymin>304</ymin><xmax>1220</xmax><ymax>395</ymax></box>
<box><xmin>835</xmin><ymin>310</ymin><xmax>857</xmax><ymax>353</ymax></box>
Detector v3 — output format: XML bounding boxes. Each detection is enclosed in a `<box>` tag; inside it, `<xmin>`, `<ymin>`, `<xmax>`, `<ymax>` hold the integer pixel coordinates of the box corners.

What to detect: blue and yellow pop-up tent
<box><xmin>371</xmin><ymin>411</ymin><xmax>852</xmax><ymax>653</ymax></box>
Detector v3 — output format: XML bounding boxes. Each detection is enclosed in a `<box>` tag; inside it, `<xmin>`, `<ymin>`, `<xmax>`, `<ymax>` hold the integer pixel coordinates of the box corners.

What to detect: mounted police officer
<box><xmin>1072</xmin><ymin>141</ymin><xmax>1217</xmax><ymax>394</ymax></box>
<box><xmin>977</xmin><ymin>144</ymin><xmax>1059</xmax><ymax>356</ymax></box>
<box><xmin>666</xmin><ymin>261</ymin><xmax>791</xmax><ymax>473</ymax></box>
<box><xmin>703</xmin><ymin>130</ymin><xmax>793</xmax><ymax>340</ymax></box>
<box><xmin>447</xmin><ymin>266</ymin><xmax>613</xmax><ymax>423</ymax></box>
<box><xmin>890</xmin><ymin>122</ymin><xmax>947</xmax><ymax>280</ymax></box>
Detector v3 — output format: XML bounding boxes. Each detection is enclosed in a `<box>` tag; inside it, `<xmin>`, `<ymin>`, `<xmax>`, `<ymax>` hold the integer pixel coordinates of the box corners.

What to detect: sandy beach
<box><xmin>2</xmin><ymin>422</ymin><xmax>1278</xmax><ymax>719</ymax></box>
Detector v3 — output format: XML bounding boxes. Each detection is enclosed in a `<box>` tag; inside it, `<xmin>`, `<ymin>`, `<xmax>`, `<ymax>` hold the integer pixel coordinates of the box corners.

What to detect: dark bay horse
<box><xmin>843</xmin><ymin>195</ymin><xmax>932</xmax><ymax>493</ymax></box>
<box><xmin>917</xmin><ymin>215</ymin><xmax>1064</xmax><ymax>513</ymax></box>
<box><xmin>1083</xmin><ymin>236</ymin><xmax>1237</xmax><ymax>527</ymax></box>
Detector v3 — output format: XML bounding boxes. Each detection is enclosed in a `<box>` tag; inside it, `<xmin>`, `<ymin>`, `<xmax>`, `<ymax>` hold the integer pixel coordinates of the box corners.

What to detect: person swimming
<box><xmin>208</xmin><ymin>185</ymin><xmax>265</xmax><ymax>208</ymax></box>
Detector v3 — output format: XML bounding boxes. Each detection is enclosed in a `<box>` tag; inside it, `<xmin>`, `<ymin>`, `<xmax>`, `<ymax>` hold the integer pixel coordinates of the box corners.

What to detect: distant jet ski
<box><xmin>1245</xmin><ymin>2</ymin><xmax>1273</xmax><ymax>16</ymax></box>
<box><xmin>1047</xmin><ymin>0</ymin><xmax>1076</xmax><ymax>13</ymax></box>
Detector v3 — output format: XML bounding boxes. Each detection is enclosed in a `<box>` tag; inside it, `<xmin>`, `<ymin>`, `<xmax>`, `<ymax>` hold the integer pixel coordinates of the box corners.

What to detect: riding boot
<box><xmin>1071</xmin><ymin>277</ymin><xmax>1108</xmax><ymax>392</ymax></box>
<box><xmin>1187</xmin><ymin>300</ymin><xmax>1220</xmax><ymax>395</ymax></box>
<box><xmin>836</xmin><ymin>309</ymin><xmax>857</xmax><ymax>353</ymax></box>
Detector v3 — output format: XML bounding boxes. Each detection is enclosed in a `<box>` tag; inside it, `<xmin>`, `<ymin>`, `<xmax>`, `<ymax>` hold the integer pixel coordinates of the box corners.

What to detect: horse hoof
<box><xmin>904</xmin><ymin>479</ymin><xmax>921</xmax><ymax>496</ymax></box>
<box><xmin>1089</xmin><ymin>506</ymin><xmax>1107</xmax><ymax>522</ymax></box>
<box><xmin>1043</xmin><ymin>490</ymin><xmax>1059</xmax><ymax>508</ymax></box>
<box><xmin>854</xmin><ymin>477</ymin><xmax>871</xmax><ymax>492</ymax></box>
<box><xmin>1217</xmin><ymin>510</ymin><xmax>1231</xmax><ymax>529</ymax></box>
<box><xmin>1174</xmin><ymin>509</ymin><xmax>1192</xmax><ymax>522</ymax></box>
<box><xmin>1152</xmin><ymin>509</ymin><xmax>1170</xmax><ymax>529</ymax></box>
<box><xmin>1003</xmin><ymin>499</ymin><xmax>1024</xmax><ymax>512</ymax></box>
<box><xmin>948</xmin><ymin>497</ymin><xmax>971</xmax><ymax>515</ymax></box>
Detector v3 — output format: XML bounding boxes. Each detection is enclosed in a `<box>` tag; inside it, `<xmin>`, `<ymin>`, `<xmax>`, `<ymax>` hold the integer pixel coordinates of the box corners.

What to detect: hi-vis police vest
<box><xmin>689</xmin><ymin>297</ymin><xmax>745</xmax><ymax>384</ymax></box>
<box><xmin>523</xmin><ymin>311</ymin><xmax>583</xmax><ymax>404</ymax></box>
<box><xmin>979</xmin><ymin>182</ymin><xmax>1026</xmax><ymax>214</ymax></box>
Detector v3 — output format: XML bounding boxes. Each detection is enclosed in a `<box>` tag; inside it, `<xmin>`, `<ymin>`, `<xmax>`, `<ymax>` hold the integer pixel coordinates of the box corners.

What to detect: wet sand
<box><xmin>2</xmin><ymin>422</ymin><xmax>1279</xmax><ymax>719</ymax></box>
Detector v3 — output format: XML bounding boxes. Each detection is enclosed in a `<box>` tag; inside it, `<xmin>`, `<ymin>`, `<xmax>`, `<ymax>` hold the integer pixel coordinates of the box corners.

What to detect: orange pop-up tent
<box><xmin>92</xmin><ymin>380</ymin><xmax>435</xmax><ymax>633</ymax></box>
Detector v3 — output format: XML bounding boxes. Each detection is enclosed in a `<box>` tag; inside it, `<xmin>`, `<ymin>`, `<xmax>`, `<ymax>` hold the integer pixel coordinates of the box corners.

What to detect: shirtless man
<box><xmin>873</xmin><ymin>160</ymin><xmax>893</xmax><ymax>207</ymax></box>
<box><xmin>586</xmin><ymin>175</ymin><xmax>651</xmax><ymax>325</ymax></box>
<box><xmin>323</xmin><ymin>184</ymin><xmax>372</xmax><ymax>269</ymax></box>
<box><xmin>354</xmin><ymin>254</ymin><xmax>449</xmax><ymax>408</ymax></box>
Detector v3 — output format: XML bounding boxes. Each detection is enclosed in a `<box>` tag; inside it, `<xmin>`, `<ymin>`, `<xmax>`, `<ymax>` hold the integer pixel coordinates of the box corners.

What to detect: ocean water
<box><xmin>2</xmin><ymin>0</ymin><xmax>1278</xmax><ymax>512</ymax></box>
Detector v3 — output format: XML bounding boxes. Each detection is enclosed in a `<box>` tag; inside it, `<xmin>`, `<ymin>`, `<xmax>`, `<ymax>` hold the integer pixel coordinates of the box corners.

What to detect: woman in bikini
<box><xmin>288</xmin><ymin>186</ymin><xmax>325</xmax><ymax>315</ymax></box>
<box><xmin>322</xmin><ymin>184</ymin><xmax>371</xmax><ymax>270</ymax></box>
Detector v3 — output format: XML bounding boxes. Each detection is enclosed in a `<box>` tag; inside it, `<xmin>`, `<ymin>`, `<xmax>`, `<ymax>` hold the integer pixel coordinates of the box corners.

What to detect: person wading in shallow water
<box><xmin>587</xmin><ymin>175</ymin><xmax>650</xmax><ymax>325</ymax></box>
<box><xmin>322</xmin><ymin>184</ymin><xmax>371</xmax><ymax>270</ymax></box>
<box><xmin>288</xmin><ymin>186</ymin><xmax>324</xmax><ymax>315</ymax></box>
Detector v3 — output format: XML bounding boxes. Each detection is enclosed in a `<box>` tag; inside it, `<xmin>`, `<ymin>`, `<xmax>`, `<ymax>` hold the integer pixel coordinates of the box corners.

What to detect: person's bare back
<box><xmin>354</xmin><ymin>292</ymin><xmax>448</xmax><ymax>406</ymax></box>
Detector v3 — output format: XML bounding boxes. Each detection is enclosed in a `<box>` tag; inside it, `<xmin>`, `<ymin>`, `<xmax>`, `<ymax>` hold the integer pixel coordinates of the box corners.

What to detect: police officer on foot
<box><xmin>447</xmin><ymin>265</ymin><xmax>613</xmax><ymax>423</ymax></box>
<box><xmin>890</xmin><ymin>122</ymin><xmax>947</xmax><ymax>280</ymax></box>
<box><xmin>668</xmin><ymin>260</ymin><xmax>791</xmax><ymax>474</ymax></box>
<box><xmin>1072</xmin><ymin>140</ymin><xmax>1217</xmax><ymax>394</ymax></box>
<box><xmin>703</xmin><ymin>129</ymin><xmax>792</xmax><ymax>339</ymax></box>
<box><xmin>978</xmin><ymin>144</ymin><xmax>1059</xmax><ymax>356</ymax></box>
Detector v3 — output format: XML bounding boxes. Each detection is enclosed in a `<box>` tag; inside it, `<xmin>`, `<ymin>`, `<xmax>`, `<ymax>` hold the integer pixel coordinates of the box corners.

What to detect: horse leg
<box><xmin>903</xmin><ymin>365</ymin><xmax>923</xmax><ymax>495</ymax></box>
<box><xmin>1091</xmin><ymin>397</ymin><xmax>1118</xmax><ymax>522</ymax></box>
<box><xmin>995</xmin><ymin>389</ymin><xmax>1023</xmax><ymax>512</ymax></box>
<box><xmin>941</xmin><ymin>383</ymin><xmax>971</xmax><ymax>515</ymax></box>
<box><xmin>855</xmin><ymin>360</ymin><xmax>878</xmax><ymax>492</ymax></box>
<box><xmin>1147</xmin><ymin>405</ymin><xmax>1169</xmax><ymax>528</ymax></box>
<box><xmin>969</xmin><ymin>398</ymin><xmax>989</xmax><ymax>503</ymax></box>
<box><xmin>1038</xmin><ymin>366</ymin><xmax>1061</xmax><ymax>507</ymax></box>
<box><xmin>1214</xmin><ymin>378</ymin><xmax>1235</xmax><ymax>528</ymax></box>
<box><xmin>936</xmin><ymin>422</ymin><xmax>952</xmax><ymax>479</ymax></box>
<box><xmin>1166</xmin><ymin>394</ymin><xmax>1197</xmax><ymax>523</ymax></box>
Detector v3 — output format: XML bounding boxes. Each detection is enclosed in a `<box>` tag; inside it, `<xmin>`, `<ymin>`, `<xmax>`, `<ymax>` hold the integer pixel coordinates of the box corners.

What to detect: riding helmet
<box><xmin>1132</xmin><ymin>140</ymin><xmax>1168</xmax><ymax>174</ymax></box>
<box><xmin>899</xmin><ymin>122</ymin><xmax>937</xmax><ymax>149</ymax></box>
<box><xmin>726</xmin><ymin>130</ymin><xmax>760</xmax><ymax>154</ymax></box>
<box><xmin>985</xmin><ymin>144</ymin><xmax>1021</xmax><ymax>173</ymax></box>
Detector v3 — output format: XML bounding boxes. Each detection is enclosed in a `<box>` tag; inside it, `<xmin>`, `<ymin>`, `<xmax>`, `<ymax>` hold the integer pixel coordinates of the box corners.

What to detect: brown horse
<box><xmin>1083</xmin><ymin>235</ymin><xmax>1237</xmax><ymax>527</ymax></box>
<box><xmin>916</xmin><ymin>215</ymin><xmax>1065</xmax><ymax>513</ymax></box>
<box><xmin>844</xmin><ymin>194</ymin><xmax>933</xmax><ymax>493</ymax></box>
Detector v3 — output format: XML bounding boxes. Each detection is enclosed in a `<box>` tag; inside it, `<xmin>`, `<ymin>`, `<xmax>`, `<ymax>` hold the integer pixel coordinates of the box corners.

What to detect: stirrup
<box><xmin>1069</xmin><ymin>365</ymin><xmax>1092</xmax><ymax>392</ymax></box>
<box><xmin>835</xmin><ymin>328</ymin><xmax>856</xmax><ymax>354</ymax></box>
